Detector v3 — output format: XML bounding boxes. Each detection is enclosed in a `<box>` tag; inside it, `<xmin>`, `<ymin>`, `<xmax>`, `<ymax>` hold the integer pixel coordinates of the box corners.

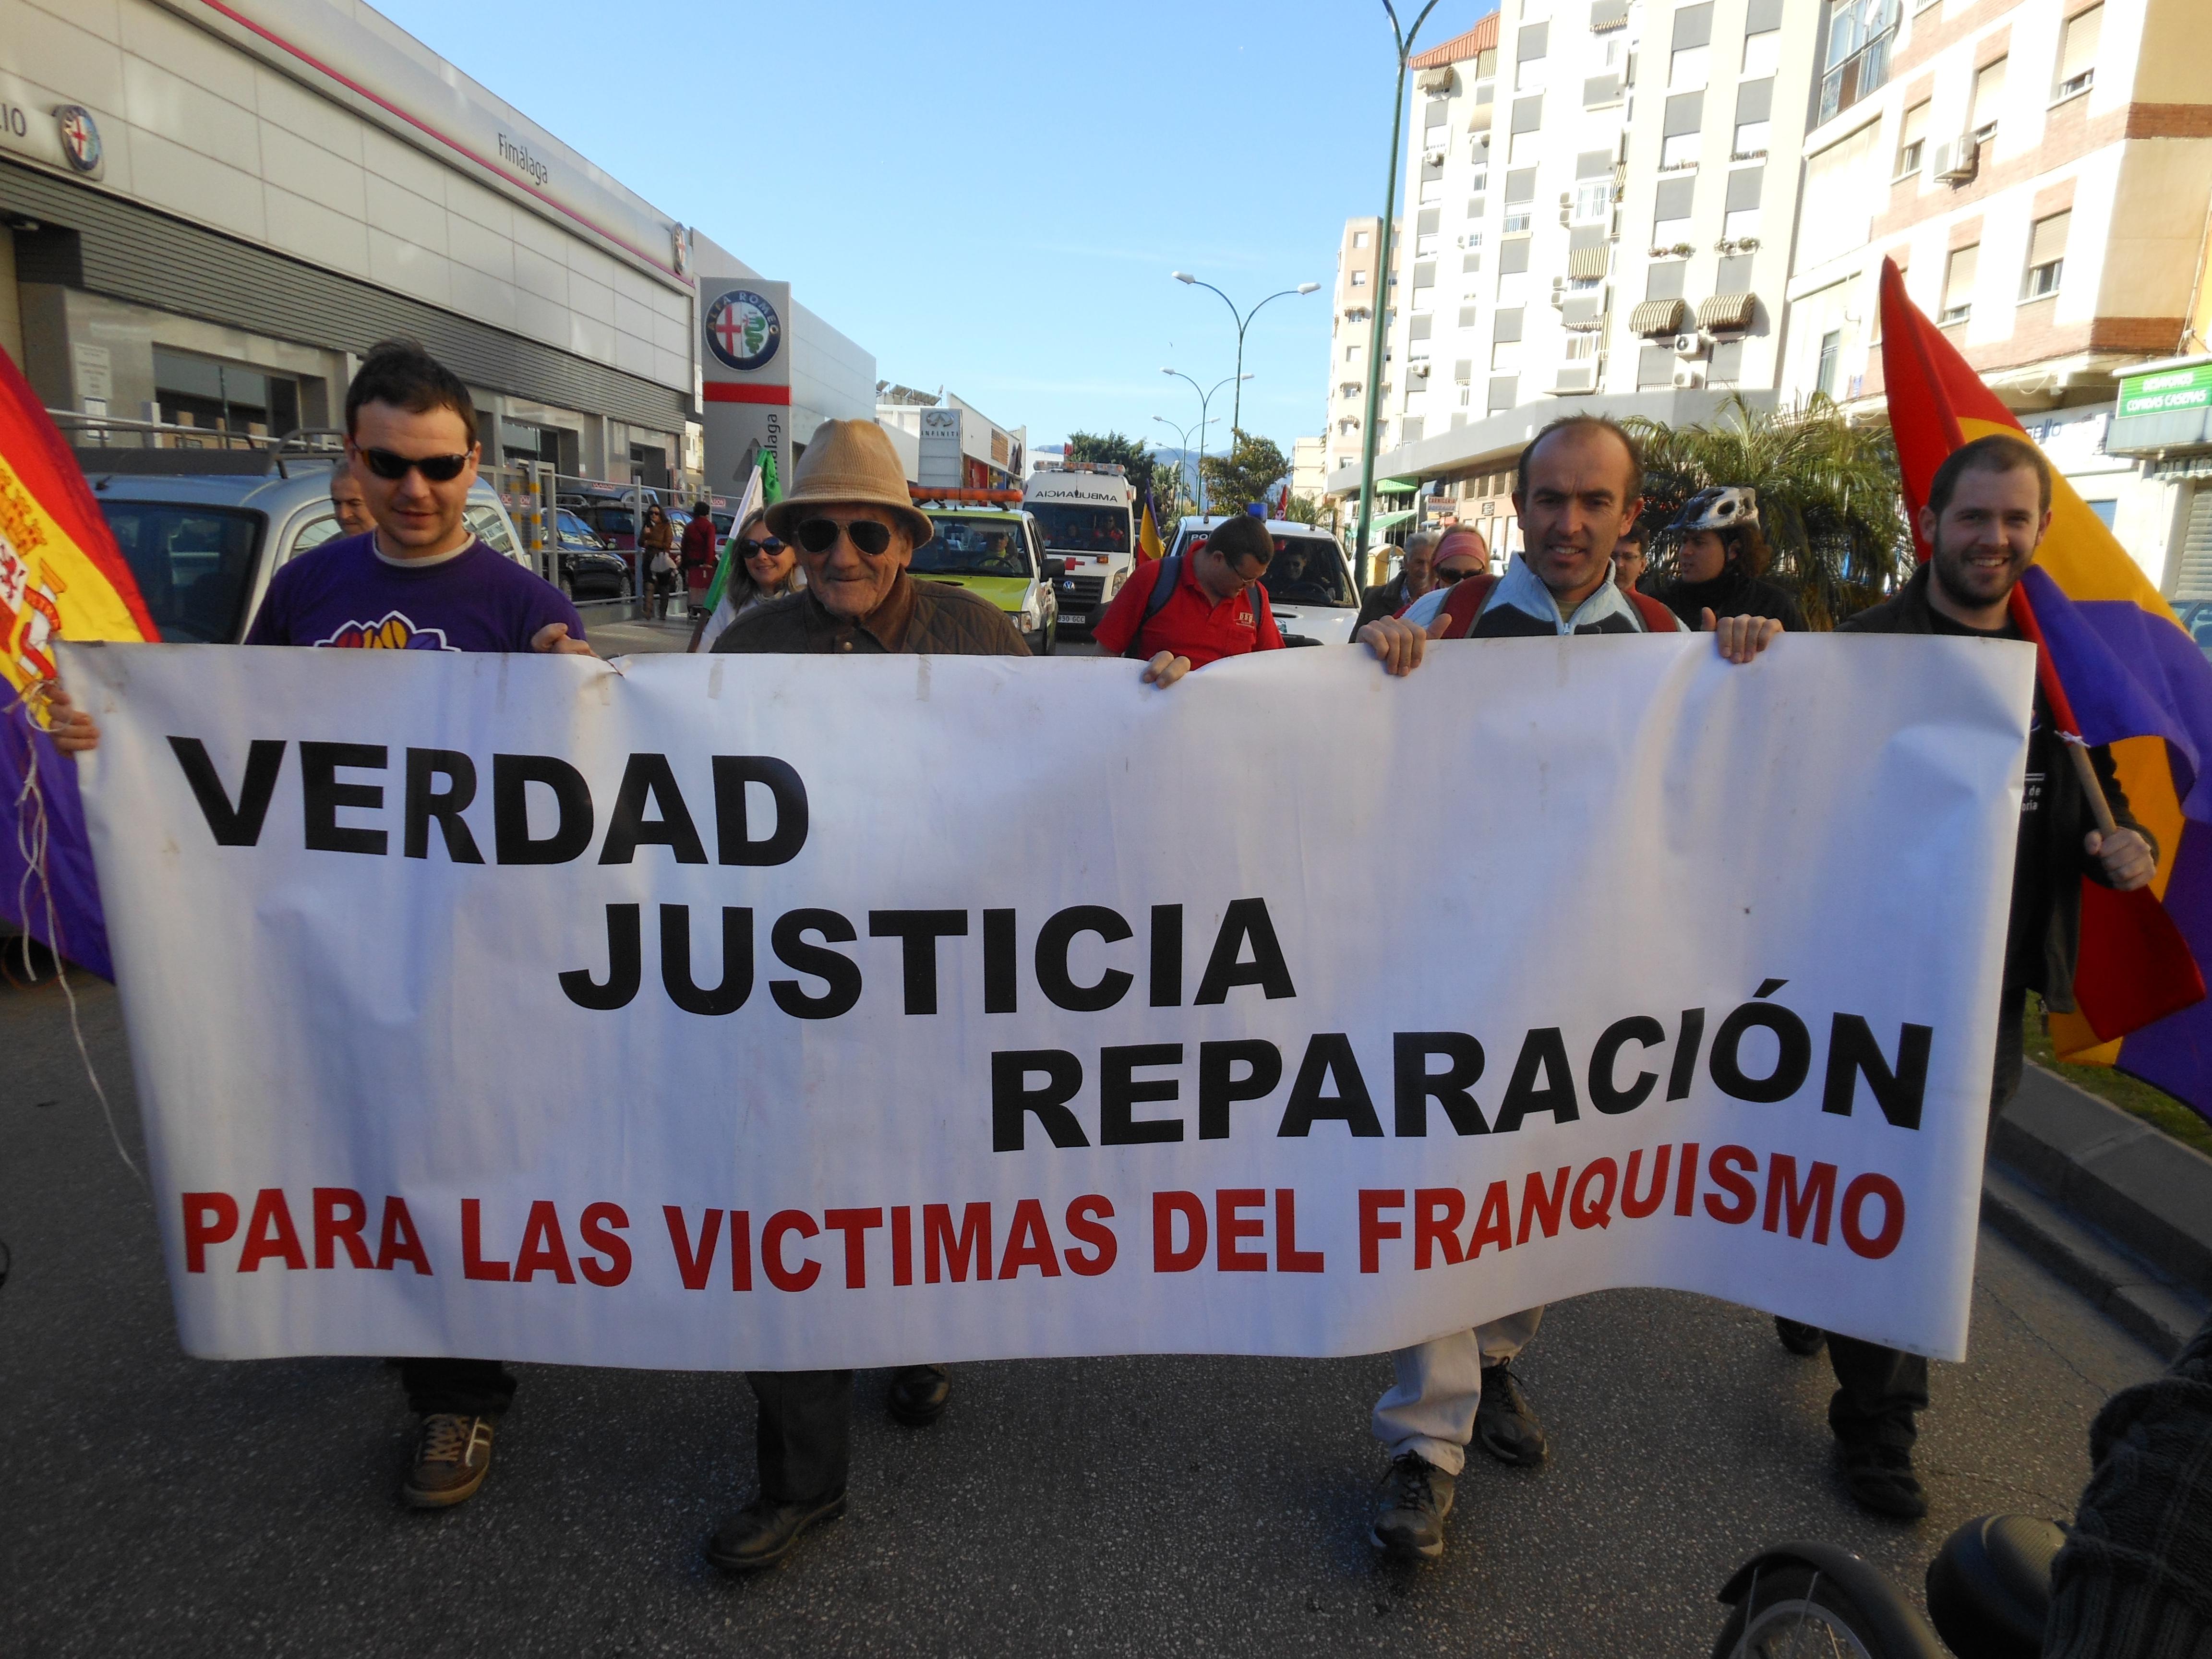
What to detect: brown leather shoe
<box><xmin>401</xmin><ymin>1413</ymin><xmax>495</xmax><ymax>1508</ymax></box>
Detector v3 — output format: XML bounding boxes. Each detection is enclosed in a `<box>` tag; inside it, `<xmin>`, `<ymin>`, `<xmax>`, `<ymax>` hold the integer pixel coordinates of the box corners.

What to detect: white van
<box><xmin>1163</xmin><ymin>517</ymin><xmax>1363</xmax><ymax>646</ymax></box>
<box><xmin>79</xmin><ymin>451</ymin><xmax>529</xmax><ymax>643</ymax></box>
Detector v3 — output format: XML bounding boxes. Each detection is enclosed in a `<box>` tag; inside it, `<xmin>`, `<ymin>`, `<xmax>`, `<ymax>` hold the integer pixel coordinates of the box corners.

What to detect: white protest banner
<box><xmin>65</xmin><ymin>636</ymin><xmax>2032</xmax><ymax>1370</ymax></box>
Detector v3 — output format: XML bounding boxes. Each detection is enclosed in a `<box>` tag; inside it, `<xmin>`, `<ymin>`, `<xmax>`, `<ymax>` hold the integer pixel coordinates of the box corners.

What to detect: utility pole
<box><xmin>1356</xmin><ymin>0</ymin><xmax>1443</xmax><ymax>584</ymax></box>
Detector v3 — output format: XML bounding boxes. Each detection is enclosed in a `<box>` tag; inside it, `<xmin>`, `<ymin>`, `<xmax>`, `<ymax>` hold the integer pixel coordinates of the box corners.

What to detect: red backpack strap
<box><xmin>1631</xmin><ymin>591</ymin><xmax>1684</xmax><ymax>633</ymax></box>
<box><xmin>1437</xmin><ymin>573</ymin><xmax>1497</xmax><ymax>639</ymax></box>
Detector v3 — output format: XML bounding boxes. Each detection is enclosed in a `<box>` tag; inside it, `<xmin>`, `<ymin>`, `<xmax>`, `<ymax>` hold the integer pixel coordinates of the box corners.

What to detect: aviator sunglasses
<box><xmin>793</xmin><ymin>517</ymin><xmax>893</xmax><ymax>556</ymax></box>
<box><xmin>357</xmin><ymin>446</ymin><xmax>472</xmax><ymax>483</ymax></box>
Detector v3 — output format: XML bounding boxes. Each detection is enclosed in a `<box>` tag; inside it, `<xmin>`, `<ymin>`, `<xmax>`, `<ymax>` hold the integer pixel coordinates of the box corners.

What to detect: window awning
<box><xmin>1364</xmin><ymin>507</ymin><xmax>1417</xmax><ymax>531</ymax></box>
<box><xmin>1568</xmin><ymin>243</ymin><xmax>1612</xmax><ymax>280</ymax></box>
<box><xmin>1378</xmin><ymin>476</ymin><xmax>1422</xmax><ymax>493</ymax></box>
<box><xmin>1630</xmin><ymin>298</ymin><xmax>1689</xmax><ymax>337</ymax></box>
<box><xmin>1698</xmin><ymin>292</ymin><xmax>1757</xmax><ymax>332</ymax></box>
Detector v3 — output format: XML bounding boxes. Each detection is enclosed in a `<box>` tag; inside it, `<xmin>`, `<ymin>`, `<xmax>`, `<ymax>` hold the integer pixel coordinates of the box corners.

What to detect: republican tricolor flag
<box><xmin>1879</xmin><ymin>258</ymin><xmax>2212</xmax><ymax>1119</ymax></box>
<box><xmin>0</xmin><ymin>344</ymin><xmax>157</xmax><ymax>978</ymax></box>
<box><xmin>1137</xmin><ymin>491</ymin><xmax>1164</xmax><ymax>564</ymax></box>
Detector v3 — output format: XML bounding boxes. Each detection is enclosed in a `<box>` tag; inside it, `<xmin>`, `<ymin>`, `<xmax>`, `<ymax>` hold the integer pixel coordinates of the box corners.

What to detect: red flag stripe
<box><xmin>0</xmin><ymin>347</ymin><xmax>158</xmax><ymax>641</ymax></box>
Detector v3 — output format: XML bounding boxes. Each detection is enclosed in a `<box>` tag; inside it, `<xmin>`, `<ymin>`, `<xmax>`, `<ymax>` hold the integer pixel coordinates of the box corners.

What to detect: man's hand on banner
<box><xmin>1702</xmin><ymin>610</ymin><xmax>1783</xmax><ymax>664</ymax></box>
<box><xmin>532</xmin><ymin>623</ymin><xmax>597</xmax><ymax>658</ymax></box>
<box><xmin>40</xmin><ymin>683</ymin><xmax>100</xmax><ymax>755</ymax></box>
<box><xmin>2088</xmin><ymin>827</ymin><xmax>2156</xmax><ymax>891</ymax></box>
<box><xmin>1356</xmin><ymin>615</ymin><xmax>1427</xmax><ymax>677</ymax></box>
<box><xmin>1141</xmin><ymin>650</ymin><xmax>1194</xmax><ymax>689</ymax></box>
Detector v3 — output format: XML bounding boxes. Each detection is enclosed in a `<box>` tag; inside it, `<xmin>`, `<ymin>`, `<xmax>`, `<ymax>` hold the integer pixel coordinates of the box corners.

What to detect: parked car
<box><xmin>557</xmin><ymin>484</ymin><xmax>662</xmax><ymax>555</ymax></box>
<box><xmin>1163</xmin><ymin>517</ymin><xmax>1362</xmax><ymax>646</ymax></box>
<box><xmin>78</xmin><ymin>450</ymin><xmax>532</xmax><ymax>643</ymax></box>
<box><xmin>916</xmin><ymin>505</ymin><xmax>1060</xmax><ymax>655</ymax></box>
<box><xmin>553</xmin><ymin>509</ymin><xmax>629</xmax><ymax>600</ymax></box>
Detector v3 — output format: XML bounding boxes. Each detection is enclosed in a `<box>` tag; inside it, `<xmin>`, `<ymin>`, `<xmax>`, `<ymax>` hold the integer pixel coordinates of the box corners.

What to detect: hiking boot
<box><xmin>1775</xmin><ymin>1317</ymin><xmax>1827</xmax><ymax>1357</ymax></box>
<box><xmin>1370</xmin><ymin>1453</ymin><xmax>1456</xmax><ymax>1560</ymax></box>
<box><xmin>1841</xmin><ymin>1440</ymin><xmax>1929</xmax><ymax>1520</ymax></box>
<box><xmin>886</xmin><ymin>1363</ymin><xmax>951</xmax><ymax>1428</ymax></box>
<box><xmin>705</xmin><ymin>1491</ymin><xmax>847</xmax><ymax>1572</ymax></box>
<box><xmin>1475</xmin><ymin>1362</ymin><xmax>1548</xmax><ymax>1467</ymax></box>
<box><xmin>401</xmin><ymin>1413</ymin><xmax>495</xmax><ymax>1509</ymax></box>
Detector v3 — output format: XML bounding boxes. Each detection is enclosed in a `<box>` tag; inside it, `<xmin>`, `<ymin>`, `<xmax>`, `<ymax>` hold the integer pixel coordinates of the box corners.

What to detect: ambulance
<box><xmin>1022</xmin><ymin>462</ymin><xmax>1136</xmax><ymax>636</ymax></box>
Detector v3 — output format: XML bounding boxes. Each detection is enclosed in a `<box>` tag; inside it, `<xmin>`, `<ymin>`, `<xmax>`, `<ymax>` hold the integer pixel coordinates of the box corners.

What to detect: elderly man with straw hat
<box><xmin>711</xmin><ymin>417</ymin><xmax>1027</xmax><ymax>658</ymax></box>
<box><xmin>706</xmin><ymin>419</ymin><xmax>1023</xmax><ymax>1574</ymax></box>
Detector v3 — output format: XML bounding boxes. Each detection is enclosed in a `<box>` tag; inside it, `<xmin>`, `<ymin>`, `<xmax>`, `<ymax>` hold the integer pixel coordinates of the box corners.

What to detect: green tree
<box><xmin>1281</xmin><ymin>493</ymin><xmax>1324</xmax><ymax>526</ymax></box>
<box><xmin>1200</xmin><ymin>431</ymin><xmax>1290</xmax><ymax>518</ymax></box>
<box><xmin>1621</xmin><ymin>394</ymin><xmax>1911</xmax><ymax>628</ymax></box>
<box><xmin>1065</xmin><ymin>430</ymin><xmax>1157</xmax><ymax>508</ymax></box>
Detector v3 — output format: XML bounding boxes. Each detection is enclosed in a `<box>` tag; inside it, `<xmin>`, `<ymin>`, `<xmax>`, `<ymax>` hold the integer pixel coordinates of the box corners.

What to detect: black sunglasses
<box><xmin>794</xmin><ymin>517</ymin><xmax>893</xmax><ymax>556</ymax></box>
<box><xmin>357</xmin><ymin>447</ymin><xmax>471</xmax><ymax>483</ymax></box>
<box><xmin>738</xmin><ymin>536</ymin><xmax>787</xmax><ymax>559</ymax></box>
<box><xmin>1434</xmin><ymin>565</ymin><xmax>1482</xmax><ymax>584</ymax></box>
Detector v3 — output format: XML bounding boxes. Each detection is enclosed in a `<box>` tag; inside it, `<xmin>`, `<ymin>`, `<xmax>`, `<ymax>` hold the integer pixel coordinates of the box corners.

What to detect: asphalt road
<box><xmin>0</xmin><ymin>960</ymin><xmax>2166</xmax><ymax>1659</ymax></box>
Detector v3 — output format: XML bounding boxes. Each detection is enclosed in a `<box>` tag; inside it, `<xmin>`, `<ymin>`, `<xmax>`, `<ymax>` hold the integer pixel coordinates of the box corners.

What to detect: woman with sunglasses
<box><xmin>1394</xmin><ymin>524</ymin><xmax>1494</xmax><ymax>634</ymax></box>
<box><xmin>640</xmin><ymin>502</ymin><xmax>677</xmax><ymax>619</ymax></box>
<box><xmin>724</xmin><ymin>508</ymin><xmax>805</xmax><ymax>620</ymax></box>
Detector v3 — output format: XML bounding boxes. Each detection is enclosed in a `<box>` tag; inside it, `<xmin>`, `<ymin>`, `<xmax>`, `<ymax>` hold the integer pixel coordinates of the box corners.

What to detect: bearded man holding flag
<box><xmin>1785</xmin><ymin>260</ymin><xmax>2203</xmax><ymax>1522</ymax></box>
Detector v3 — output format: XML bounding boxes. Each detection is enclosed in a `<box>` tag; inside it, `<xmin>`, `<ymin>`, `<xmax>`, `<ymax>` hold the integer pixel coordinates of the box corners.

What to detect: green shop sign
<box><xmin>2118</xmin><ymin>362</ymin><xmax>2212</xmax><ymax>419</ymax></box>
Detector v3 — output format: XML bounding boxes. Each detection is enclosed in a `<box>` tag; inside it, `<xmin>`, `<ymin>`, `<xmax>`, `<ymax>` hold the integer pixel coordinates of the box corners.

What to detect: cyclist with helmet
<box><xmin>1652</xmin><ymin>486</ymin><xmax>1806</xmax><ymax>633</ymax></box>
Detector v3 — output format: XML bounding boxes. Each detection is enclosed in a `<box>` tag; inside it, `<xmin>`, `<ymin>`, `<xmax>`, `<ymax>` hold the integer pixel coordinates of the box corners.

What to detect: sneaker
<box><xmin>1475</xmin><ymin>1362</ymin><xmax>1549</xmax><ymax>1467</ymax></box>
<box><xmin>401</xmin><ymin>1413</ymin><xmax>495</xmax><ymax>1509</ymax></box>
<box><xmin>1775</xmin><ymin>1317</ymin><xmax>1827</xmax><ymax>1357</ymax></box>
<box><xmin>705</xmin><ymin>1491</ymin><xmax>847</xmax><ymax>1572</ymax></box>
<box><xmin>1841</xmin><ymin>1440</ymin><xmax>1929</xmax><ymax>1520</ymax></box>
<box><xmin>1370</xmin><ymin>1453</ymin><xmax>1456</xmax><ymax>1560</ymax></box>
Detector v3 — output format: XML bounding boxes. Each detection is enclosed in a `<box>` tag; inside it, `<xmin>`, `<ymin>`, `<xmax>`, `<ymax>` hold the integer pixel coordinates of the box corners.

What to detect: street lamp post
<box><xmin>1150</xmin><ymin>415</ymin><xmax>1214</xmax><ymax>518</ymax></box>
<box><xmin>1161</xmin><ymin>369</ymin><xmax>1249</xmax><ymax>517</ymax></box>
<box><xmin>1169</xmin><ymin>273</ymin><xmax>1320</xmax><ymax>440</ymax></box>
<box><xmin>1356</xmin><ymin>0</ymin><xmax>1445</xmax><ymax>585</ymax></box>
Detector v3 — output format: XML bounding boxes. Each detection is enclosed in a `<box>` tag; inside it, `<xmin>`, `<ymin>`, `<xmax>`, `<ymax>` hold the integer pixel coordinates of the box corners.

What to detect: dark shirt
<box><xmin>1658</xmin><ymin>567</ymin><xmax>1807</xmax><ymax>632</ymax></box>
<box><xmin>1929</xmin><ymin>609</ymin><xmax>2056</xmax><ymax>990</ymax></box>
<box><xmin>711</xmin><ymin>570</ymin><xmax>1029</xmax><ymax>657</ymax></box>
<box><xmin>244</xmin><ymin>533</ymin><xmax>584</xmax><ymax>653</ymax></box>
<box><xmin>1841</xmin><ymin>565</ymin><xmax>2151</xmax><ymax>1012</ymax></box>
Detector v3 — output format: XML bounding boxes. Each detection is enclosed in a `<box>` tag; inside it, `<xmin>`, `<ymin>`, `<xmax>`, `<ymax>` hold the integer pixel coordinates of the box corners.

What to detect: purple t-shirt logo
<box><xmin>313</xmin><ymin>611</ymin><xmax>457</xmax><ymax>651</ymax></box>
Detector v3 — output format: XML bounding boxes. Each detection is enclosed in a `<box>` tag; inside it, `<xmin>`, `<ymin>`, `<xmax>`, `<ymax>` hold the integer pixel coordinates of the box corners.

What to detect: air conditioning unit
<box><xmin>1935</xmin><ymin>135</ymin><xmax>1980</xmax><ymax>184</ymax></box>
<box><xmin>1672</xmin><ymin>363</ymin><xmax>1707</xmax><ymax>389</ymax></box>
<box><xmin>1671</xmin><ymin>333</ymin><xmax>1705</xmax><ymax>356</ymax></box>
<box><xmin>1425</xmin><ymin>149</ymin><xmax>1447</xmax><ymax>168</ymax></box>
<box><xmin>1412</xmin><ymin>361</ymin><xmax>1432</xmax><ymax>378</ymax></box>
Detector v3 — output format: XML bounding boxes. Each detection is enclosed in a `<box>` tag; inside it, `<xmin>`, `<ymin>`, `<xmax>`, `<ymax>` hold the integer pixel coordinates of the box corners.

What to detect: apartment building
<box><xmin>1781</xmin><ymin>0</ymin><xmax>2212</xmax><ymax>589</ymax></box>
<box><xmin>1327</xmin><ymin>0</ymin><xmax>1824</xmax><ymax>560</ymax></box>
<box><xmin>1322</xmin><ymin>213</ymin><xmax>1398</xmax><ymax>480</ymax></box>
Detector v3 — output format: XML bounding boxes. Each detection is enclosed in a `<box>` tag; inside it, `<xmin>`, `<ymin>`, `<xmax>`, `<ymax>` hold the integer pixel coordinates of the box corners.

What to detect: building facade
<box><xmin>1329</xmin><ymin>0</ymin><xmax>1823</xmax><ymax>562</ymax></box>
<box><xmin>1323</xmin><ymin>212</ymin><xmax>1399</xmax><ymax>480</ymax></box>
<box><xmin>1780</xmin><ymin>0</ymin><xmax>2212</xmax><ymax>591</ymax></box>
<box><xmin>877</xmin><ymin>391</ymin><xmax>1026</xmax><ymax>491</ymax></box>
<box><xmin>0</xmin><ymin>0</ymin><xmax>877</xmax><ymax>498</ymax></box>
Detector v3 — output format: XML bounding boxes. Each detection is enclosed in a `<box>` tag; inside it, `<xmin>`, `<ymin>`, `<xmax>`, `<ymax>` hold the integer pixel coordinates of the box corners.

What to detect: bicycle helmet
<box><xmin>1669</xmin><ymin>486</ymin><xmax>1759</xmax><ymax>533</ymax></box>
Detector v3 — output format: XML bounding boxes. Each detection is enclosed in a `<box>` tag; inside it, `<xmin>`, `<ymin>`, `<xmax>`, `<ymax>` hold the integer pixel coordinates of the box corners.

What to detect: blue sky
<box><xmin>375</xmin><ymin>0</ymin><xmax>1497</xmax><ymax>457</ymax></box>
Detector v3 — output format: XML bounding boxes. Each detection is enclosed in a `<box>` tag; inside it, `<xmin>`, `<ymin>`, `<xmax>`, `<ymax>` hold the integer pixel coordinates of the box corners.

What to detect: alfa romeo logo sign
<box><xmin>55</xmin><ymin>105</ymin><xmax>102</xmax><ymax>175</ymax></box>
<box><xmin>704</xmin><ymin>289</ymin><xmax>781</xmax><ymax>373</ymax></box>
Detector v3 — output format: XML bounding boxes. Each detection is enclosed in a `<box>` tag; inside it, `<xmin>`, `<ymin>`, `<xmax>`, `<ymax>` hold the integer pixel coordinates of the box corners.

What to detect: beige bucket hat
<box><xmin>764</xmin><ymin>419</ymin><xmax>934</xmax><ymax>548</ymax></box>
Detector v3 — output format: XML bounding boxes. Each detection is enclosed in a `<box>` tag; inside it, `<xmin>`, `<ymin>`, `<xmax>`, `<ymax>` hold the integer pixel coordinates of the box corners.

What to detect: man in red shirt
<box><xmin>1092</xmin><ymin>511</ymin><xmax>1284</xmax><ymax>682</ymax></box>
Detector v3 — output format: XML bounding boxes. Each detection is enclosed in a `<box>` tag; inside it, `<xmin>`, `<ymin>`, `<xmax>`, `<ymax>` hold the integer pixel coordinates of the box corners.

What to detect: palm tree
<box><xmin>1622</xmin><ymin>394</ymin><xmax>1912</xmax><ymax>628</ymax></box>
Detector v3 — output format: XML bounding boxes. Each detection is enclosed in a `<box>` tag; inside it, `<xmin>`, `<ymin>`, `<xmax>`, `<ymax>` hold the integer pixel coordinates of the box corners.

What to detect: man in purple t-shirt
<box><xmin>51</xmin><ymin>339</ymin><xmax>590</xmax><ymax>1513</ymax></box>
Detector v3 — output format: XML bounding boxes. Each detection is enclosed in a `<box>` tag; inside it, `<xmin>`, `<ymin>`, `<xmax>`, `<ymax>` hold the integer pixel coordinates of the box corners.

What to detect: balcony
<box><xmin>1817</xmin><ymin>0</ymin><xmax>1899</xmax><ymax>126</ymax></box>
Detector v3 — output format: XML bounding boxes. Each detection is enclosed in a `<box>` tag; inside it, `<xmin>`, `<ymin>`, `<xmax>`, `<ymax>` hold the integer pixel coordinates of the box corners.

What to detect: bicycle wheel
<box><xmin>1715</xmin><ymin>1563</ymin><xmax>1897</xmax><ymax>1659</ymax></box>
